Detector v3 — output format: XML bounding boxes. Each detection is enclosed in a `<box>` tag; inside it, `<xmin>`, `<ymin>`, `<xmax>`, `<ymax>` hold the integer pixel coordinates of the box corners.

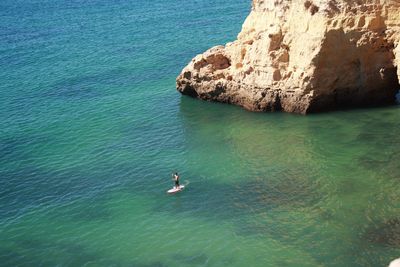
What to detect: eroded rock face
<box><xmin>176</xmin><ymin>0</ymin><xmax>400</xmax><ymax>114</ymax></box>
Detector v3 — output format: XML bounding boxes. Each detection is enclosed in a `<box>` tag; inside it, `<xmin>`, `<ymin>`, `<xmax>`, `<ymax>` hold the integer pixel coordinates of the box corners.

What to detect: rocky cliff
<box><xmin>176</xmin><ymin>0</ymin><xmax>400</xmax><ymax>114</ymax></box>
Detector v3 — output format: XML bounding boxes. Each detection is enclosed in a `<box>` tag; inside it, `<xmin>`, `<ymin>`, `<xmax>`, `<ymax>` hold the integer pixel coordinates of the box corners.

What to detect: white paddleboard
<box><xmin>167</xmin><ymin>185</ymin><xmax>185</xmax><ymax>194</ymax></box>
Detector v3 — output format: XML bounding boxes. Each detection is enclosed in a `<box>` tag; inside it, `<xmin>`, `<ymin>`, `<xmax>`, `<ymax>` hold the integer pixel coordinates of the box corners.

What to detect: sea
<box><xmin>1</xmin><ymin>0</ymin><xmax>400</xmax><ymax>266</ymax></box>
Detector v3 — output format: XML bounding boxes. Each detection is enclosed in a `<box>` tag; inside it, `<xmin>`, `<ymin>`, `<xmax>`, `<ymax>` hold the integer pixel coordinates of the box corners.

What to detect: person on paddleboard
<box><xmin>172</xmin><ymin>172</ymin><xmax>180</xmax><ymax>189</ymax></box>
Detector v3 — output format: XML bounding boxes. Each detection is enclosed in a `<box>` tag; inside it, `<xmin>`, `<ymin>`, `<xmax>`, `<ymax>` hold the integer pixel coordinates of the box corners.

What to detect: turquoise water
<box><xmin>1</xmin><ymin>0</ymin><xmax>400</xmax><ymax>266</ymax></box>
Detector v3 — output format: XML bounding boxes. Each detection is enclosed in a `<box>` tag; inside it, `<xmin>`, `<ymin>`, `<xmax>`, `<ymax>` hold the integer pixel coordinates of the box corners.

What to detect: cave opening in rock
<box><xmin>375</xmin><ymin>65</ymin><xmax>400</xmax><ymax>107</ymax></box>
<box><xmin>393</xmin><ymin>67</ymin><xmax>400</xmax><ymax>104</ymax></box>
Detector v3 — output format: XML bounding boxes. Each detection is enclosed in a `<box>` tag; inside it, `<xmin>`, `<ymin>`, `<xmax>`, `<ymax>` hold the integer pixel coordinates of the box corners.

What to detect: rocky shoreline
<box><xmin>177</xmin><ymin>0</ymin><xmax>400</xmax><ymax>114</ymax></box>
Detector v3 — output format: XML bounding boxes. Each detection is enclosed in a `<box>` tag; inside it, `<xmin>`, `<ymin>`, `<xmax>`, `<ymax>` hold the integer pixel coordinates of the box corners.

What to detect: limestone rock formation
<box><xmin>389</xmin><ymin>258</ymin><xmax>400</xmax><ymax>267</ymax></box>
<box><xmin>176</xmin><ymin>0</ymin><xmax>400</xmax><ymax>114</ymax></box>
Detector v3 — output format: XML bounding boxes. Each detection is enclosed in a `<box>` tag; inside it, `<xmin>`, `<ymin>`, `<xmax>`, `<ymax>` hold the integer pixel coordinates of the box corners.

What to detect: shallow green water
<box><xmin>1</xmin><ymin>0</ymin><xmax>400</xmax><ymax>266</ymax></box>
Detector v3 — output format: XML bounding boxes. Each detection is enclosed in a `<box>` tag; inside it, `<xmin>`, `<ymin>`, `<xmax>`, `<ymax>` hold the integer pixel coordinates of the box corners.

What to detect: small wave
<box><xmin>183</xmin><ymin>180</ymin><xmax>190</xmax><ymax>187</ymax></box>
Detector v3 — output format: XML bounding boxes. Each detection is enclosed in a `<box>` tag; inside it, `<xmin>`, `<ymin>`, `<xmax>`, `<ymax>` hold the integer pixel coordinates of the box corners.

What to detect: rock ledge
<box><xmin>177</xmin><ymin>0</ymin><xmax>400</xmax><ymax>114</ymax></box>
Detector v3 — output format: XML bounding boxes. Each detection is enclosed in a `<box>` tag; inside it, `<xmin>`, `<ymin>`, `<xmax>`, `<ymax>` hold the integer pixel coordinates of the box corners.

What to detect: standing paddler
<box><xmin>172</xmin><ymin>172</ymin><xmax>180</xmax><ymax>189</ymax></box>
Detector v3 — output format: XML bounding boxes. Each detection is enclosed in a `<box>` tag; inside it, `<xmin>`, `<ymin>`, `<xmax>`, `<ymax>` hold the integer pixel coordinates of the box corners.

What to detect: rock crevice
<box><xmin>177</xmin><ymin>0</ymin><xmax>400</xmax><ymax>114</ymax></box>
